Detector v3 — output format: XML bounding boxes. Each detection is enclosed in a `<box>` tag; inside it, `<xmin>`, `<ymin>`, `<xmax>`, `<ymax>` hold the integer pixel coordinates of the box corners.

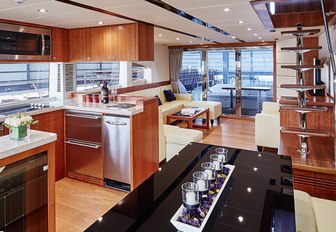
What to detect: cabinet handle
<box><xmin>106</xmin><ymin>121</ymin><xmax>127</xmax><ymax>126</ymax></box>
<box><xmin>65</xmin><ymin>140</ymin><xmax>101</xmax><ymax>149</ymax></box>
<box><xmin>65</xmin><ymin>113</ymin><xmax>101</xmax><ymax>120</ymax></box>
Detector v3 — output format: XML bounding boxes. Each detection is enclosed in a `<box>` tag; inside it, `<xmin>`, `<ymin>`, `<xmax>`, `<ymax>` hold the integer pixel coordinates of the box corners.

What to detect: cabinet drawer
<box><xmin>66</xmin><ymin>140</ymin><xmax>103</xmax><ymax>179</ymax></box>
<box><xmin>65</xmin><ymin>111</ymin><xmax>102</xmax><ymax>143</ymax></box>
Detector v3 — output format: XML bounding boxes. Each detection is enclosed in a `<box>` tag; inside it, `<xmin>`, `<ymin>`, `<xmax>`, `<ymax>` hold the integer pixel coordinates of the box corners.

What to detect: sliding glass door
<box><xmin>179</xmin><ymin>46</ymin><xmax>274</xmax><ymax>117</ymax></box>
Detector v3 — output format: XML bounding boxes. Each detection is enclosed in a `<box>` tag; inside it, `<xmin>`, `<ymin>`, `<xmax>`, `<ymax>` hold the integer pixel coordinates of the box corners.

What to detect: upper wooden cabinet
<box><xmin>69</xmin><ymin>22</ymin><xmax>154</xmax><ymax>62</ymax></box>
<box><xmin>69</xmin><ymin>28</ymin><xmax>92</xmax><ymax>62</ymax></box>
<box><xmin>51</xmin><ymin>28</ymin><xmax>69</xmax><ymax>62</ymax></box>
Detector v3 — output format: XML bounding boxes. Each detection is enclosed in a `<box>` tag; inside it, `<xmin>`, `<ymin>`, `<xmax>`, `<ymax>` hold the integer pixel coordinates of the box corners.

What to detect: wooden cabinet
<box><xmin>69</xmin><ymin>22</ymin><xmax>153</xmax><ymax>62</ymax></box>
<box><xmin>69</xmin><ymin>28</ymin><xmax>92</xmax><ymax>61</ymax></box>
<box><xmin>30</xmin><ymin>110</ymin><xmax>65</xmax><ymax>181</ymax></box>
<box><xmin>51</xmin><ymin>28</ymin><xmax>69</xmax><ymax>62</ymax></box>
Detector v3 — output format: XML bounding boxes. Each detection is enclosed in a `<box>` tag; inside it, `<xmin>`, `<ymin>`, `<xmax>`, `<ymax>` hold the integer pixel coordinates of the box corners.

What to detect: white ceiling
<box><xmin>0</xmin><ymin>0</ymin><xmax>324</xmax><ymax>45</ymax></box>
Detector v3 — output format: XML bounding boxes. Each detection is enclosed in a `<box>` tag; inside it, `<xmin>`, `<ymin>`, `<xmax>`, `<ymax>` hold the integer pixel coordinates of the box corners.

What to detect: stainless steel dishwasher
<box><xmin>103</xmin><ymin>115</ymin><xmax>131</xmax><ymax>191</ymax></box>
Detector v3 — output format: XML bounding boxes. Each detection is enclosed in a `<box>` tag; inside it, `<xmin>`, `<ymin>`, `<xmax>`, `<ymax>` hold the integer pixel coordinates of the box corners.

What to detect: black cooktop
<box><xmin>85</xmin><ymin>143</ymin><xmax>295</xmax><ymax>232</ymax></box>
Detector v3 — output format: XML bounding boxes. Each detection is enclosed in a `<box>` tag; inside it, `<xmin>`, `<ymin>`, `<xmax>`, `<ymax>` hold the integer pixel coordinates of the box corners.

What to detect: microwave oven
<box><xmin>0</xmin><ymin>23</ymin><xmax>51</xmax><ymax>60</ymax></box>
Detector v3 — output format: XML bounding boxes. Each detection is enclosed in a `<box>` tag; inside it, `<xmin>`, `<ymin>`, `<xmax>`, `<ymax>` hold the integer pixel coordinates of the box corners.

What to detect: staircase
<box><xmin>280</xmin><ymin>24</ymin><xmax>329</xmax><ymax>158</ymax></box>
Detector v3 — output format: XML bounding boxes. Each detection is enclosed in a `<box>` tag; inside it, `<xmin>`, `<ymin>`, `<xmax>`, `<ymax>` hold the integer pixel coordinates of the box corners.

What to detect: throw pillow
<box><xmin>163</xmin><ymin>89</ymin><xmax>176</xmax><ymax>102</ymax></box>
<box><xmin>155</xmin><ymin>95</ymin><xmax>162</xmax><ymax>105</ymax></box>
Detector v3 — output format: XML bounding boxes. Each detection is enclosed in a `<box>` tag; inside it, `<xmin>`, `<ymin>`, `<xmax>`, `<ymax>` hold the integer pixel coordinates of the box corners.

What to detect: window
<box><xmin>0</xmin><ymin>63</ymin><xmax>49</xmax><ymax>104</ymax></box>
<box><xmin>76</xmin><ymin>62</ymin><xmax>119</xmax><ymax>91</ymax></box>
<box><xmin>132</xmin><ymin>63</ymin><xmax>146</xmax><ymax>81</ymax></box>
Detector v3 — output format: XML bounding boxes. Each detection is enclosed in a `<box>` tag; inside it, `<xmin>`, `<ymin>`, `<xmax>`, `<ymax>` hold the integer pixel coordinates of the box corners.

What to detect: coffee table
<box><xmin>167</xmin><ymin>107</ymin><xmax>209</xmax><ymax>129</ymax></box>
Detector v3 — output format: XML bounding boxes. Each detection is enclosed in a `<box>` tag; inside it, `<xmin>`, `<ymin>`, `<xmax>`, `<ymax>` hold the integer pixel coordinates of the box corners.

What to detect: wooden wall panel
<box><xmin>137</xmin><ymin>22</ymin><xmax>154</xmax><ymax>61</ymax></box>
<box><xmin>130</xmin><ymin>98</ymin><xmax>159</xmax><ymax>189</ymax></box>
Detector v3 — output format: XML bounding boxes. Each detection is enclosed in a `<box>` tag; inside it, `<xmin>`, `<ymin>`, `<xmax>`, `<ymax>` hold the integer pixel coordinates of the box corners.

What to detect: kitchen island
<box><xmin>85</xmin><ymin>143</ymin><xmax>295</xmax><ymax>232</ymax></box>
<box><xmin>0</xmin><ymin>130</ymin><xmax>57</xmax><ymax>232</ymax></box>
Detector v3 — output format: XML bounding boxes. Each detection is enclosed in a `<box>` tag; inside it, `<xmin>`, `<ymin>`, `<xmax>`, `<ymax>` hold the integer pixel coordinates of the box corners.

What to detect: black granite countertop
<box><xmin>85</xmin><ymin>143</ymin><xmax>295</xmax><ymax>232</ymax></box>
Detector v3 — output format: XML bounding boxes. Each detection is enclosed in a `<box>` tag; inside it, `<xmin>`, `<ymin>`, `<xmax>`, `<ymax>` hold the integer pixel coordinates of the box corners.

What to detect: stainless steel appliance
<box><xmin>65</xmin><ymin>110</ymin><xmax>103</xmax><ymax>179</ymax></box>
<box><xmin>103</xmin><ymin>115</ymin><xmax>131</xmax><ymax>191</ymax></box>
<box><xmin>0</xmin><ymin>22</ymin><xmax>51</xmax><ymax>60</ymax></box>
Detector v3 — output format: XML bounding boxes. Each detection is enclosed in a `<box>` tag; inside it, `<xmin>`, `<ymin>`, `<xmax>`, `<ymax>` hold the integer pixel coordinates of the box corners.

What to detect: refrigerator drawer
<box><xmin>66</xmin><ymin>140</ymin><xmax>103</xmax><ymax>179</ymax></box>
<box><xmin>65</xmin><ymin>110</ymin><xmax>102</xmax><ymax>143</ymax></box>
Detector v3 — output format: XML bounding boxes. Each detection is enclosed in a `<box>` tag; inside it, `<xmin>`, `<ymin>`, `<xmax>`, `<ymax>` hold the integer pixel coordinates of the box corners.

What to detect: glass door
<box><xmin>207</xmin><ymin>49</ymin><xmax>236</xmax><ymax>114</ymax></box>
<box><xmin>240</xmin><ymin>48</ymin><xmax>274</xmax><ymax>116</ymax></box>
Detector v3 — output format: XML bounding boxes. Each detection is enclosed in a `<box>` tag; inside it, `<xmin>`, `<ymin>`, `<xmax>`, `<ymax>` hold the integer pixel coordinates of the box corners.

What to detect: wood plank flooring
<box><xmin>56</xmin><ymin>118</ymin><xmax>256</xmax><ymax>232</ymax></box>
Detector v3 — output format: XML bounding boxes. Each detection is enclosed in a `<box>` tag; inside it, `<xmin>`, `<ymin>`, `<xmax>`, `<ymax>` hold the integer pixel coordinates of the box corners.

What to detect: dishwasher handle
<box><xmin>65</xmin><ymin>113</ymin><xmax>101</xmax><ymax>120</ymax></box>
<box><xmin>106</xmin><ymin>121</ymin><xmax>128</xmax><ymax>126</ymax></box>
<box><xmin>65</xmin><ymin>140</ymin><xmax>101</xmax><ymax>149</ymax></box>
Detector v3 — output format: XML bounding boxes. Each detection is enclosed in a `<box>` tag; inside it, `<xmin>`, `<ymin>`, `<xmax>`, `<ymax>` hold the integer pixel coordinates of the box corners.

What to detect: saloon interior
<box><xmin>0</xmin><ymin>0</ymin><xmax>336</xmax><ymax>232</ymax></box>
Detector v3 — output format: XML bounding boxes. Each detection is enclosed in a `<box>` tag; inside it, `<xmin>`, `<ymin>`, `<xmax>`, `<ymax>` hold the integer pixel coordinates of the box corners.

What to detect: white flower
<box><xmin>4</xmin><ymin>117</ymin><xmax>12</xmax><ymax>126</ymax></box>
<box><xmin>21</xmin><ymin>115</ymin><xmax>33</xmax><ymax>125</ymax></box>
<box><xmin>11</xmin><ymin>117</ymin><xmax>22</xmax><ymax>127</ymax></box>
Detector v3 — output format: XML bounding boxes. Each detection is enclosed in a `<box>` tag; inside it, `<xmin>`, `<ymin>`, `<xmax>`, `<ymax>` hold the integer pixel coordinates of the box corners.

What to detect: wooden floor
<box><xmin>55</xmin><ymin>118</ymin><xmax>256</xmax><ymax>232</ymax></box>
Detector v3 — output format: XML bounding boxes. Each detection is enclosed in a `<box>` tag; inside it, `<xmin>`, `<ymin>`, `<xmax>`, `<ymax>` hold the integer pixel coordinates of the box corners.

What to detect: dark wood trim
<box><xmin>168</xmin><ymin>41</ymin><xmax>276</xmax><ymax>50</ymax></box>
<box><xmin>117</xmin><ymin>81</ymin><xmax>171</xmax><ymax>94</ymax></box>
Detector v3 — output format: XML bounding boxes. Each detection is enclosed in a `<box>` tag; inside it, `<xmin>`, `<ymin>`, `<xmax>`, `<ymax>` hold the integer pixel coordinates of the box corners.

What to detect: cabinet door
<box><xmin>30</xmin><ymin>110</ymin><xmax>65</xmax><ymax>181</ymax></box>
<box><xmin>111</xmin><ymin>24</ymin><xmax>136</xmax><ymax>61</ymax></box>
<box><xmin>51</xmin><ymin>28</ymin><xmax>69</xmax><ymax>62</ymax></box>
<box><xmin>69</xmin><ymin>28</ymin><xmax>91</xmax><ymax>61</ymax></box>
<box><xmin>90</xmin><ymin>26</ymin><xmax>113</xmax><ymax>61</ymax></box>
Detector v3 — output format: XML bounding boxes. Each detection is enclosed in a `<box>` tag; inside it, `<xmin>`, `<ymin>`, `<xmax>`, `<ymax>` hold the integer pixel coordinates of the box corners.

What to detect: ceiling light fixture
<box><xmin>176</xmin><ymin>37</ymin><xmax>180</xmax><ymax>40</ymax></box>
<box><xmin>238</xmin><ymin>20</ymin><xmax>244</xmax><ymax>24</ymax></box>
<box><xmin>247</xmin><ymin>28</ymin><xmax>252</xmax><ymax>31</ymax></box>
<box><xmin>158</xmin><ymin>34</ymin><xmax>162</xmax><ymax>37</ymax></box>
<box><xmin>269</xmin><ymin>2</ymin><xmax>275</xmax><ymax>15</ymax></box>
<box><xmin>253</xmin><ymin>33</ymin><xmax>258</xmax><ymax>36</ymax></box>
<box><xmin>15</xmin><ymin>0</ymin><xmax>25</xmax><ymax>3</ymax></box>
<box><xmin>262</xmin><ymin>40</ymin><xmax>265</xmax><ymax>42</ymax></box>
<box><xmin>258</xmin><ymin>37</ymin><xmax>262</xmax><ymax>40</ymax></box>
<box><xmin>38</xmin><ymin>9</ymin><xmax>47</xmax><ymax>13</ymax></box>
<box><xmin>223</xmin><ymin>8</ymin><xmax>231</xmax><ymax>12</ymax></box>
<box><xmin>190</xmin><ymin>41</ymin><xmax>193</xmax><ymax>43</ymax></box>
<box><xmin>97</xmin><ymin>21</ymin><xmax>104</xmax><ymax>25</ymax></box>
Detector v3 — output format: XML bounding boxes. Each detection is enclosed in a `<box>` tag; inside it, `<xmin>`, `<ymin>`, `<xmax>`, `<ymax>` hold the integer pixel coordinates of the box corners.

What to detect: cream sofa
<box><xmin>255</xmin><ymin>102</ymin><xmax>280</xmax><ymax>150</ymax></box>
<box><xmin>294</xmin><ymin>190</ymin><xmax>336</xmax><ymax>232</ymax></box>
<box><xmin>124</xmin><ymin>84</ymin><xmax>222</xmax><ymax>124</ymax></box>
<box><xmin>157</xmin><ymin>108</ymin><xmax>203</xmax><ymax>162</ymax></box>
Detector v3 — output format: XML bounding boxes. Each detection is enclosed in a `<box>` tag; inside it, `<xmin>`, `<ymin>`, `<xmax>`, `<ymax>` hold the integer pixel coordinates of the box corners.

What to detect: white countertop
<box><xmin>0</xmin><ymin>98</ymin><xmax>144</xmax><ymax>122</ymax></box>
<box><xmin>0</xmin><ymin>130</ymin><xmax>57</xmax><ymax>161</ymax></box>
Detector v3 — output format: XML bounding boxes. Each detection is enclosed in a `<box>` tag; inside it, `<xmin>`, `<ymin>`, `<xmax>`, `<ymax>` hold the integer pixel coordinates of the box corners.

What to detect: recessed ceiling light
<box><xmin>201</xmin><ymin>43</ymin><xmax>203</xmax><ymax>45</ymax></box>
<box><xmin>253</xmin><ymin>33</ymin><xmax>258</xmax><ymax>36</ymax></box>
<box><xmin>232</xmin><ymin>35</ymin><xmax>236</xmax><ymax>39</ymax></box>
<box><xmin>247</xmin><ymin>28</ymin><xmax>252</xmax><ymax>31</ymax></box>
<box><xmin>176</xmin><ymin>37</ymin><xmax>180</xmax><ymax>41</ymax></box>
<box><xmin>158</xmin><ymin>34</ymin><xmax>162</xmax><ymax>37</ymax></box>
<box><xmin>97</xmin><ymin>21</ymin><xmax>104</xmax><ymax>25</ymax></box>
<box><xmin>238</xmin><ymin>20</ymin><xmax>244</xmax><ymax>24</ymax></box>
<box><xmin>262</xmin><ymin>40</ymin><xmax>265</xmax><ymax>42</ymax></box>
<box><xmin>190</xmin><ymin>41</ymin><xmax>193</xmax><ymax>43</ymax></box>
<box><xmin>223</xmin><ymin>8</ymin><xmax>231</xmax><ymax>12</ymax></box>
<box><xmin>258</xmin><ymin>37</ymin><xmax>262</xmax><ymax>40</ymax></box>
<box><xmin>38</xmin><ymin>9</ymin><xmax>47</xmax><ymax>13</ymax></box>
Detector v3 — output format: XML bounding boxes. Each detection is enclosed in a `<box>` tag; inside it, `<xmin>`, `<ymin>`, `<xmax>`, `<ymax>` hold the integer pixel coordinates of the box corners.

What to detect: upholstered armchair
<box><xmin>255</xmin><ymin>102</ymin><xmax>280</xmax><ymax>151</ymax></box>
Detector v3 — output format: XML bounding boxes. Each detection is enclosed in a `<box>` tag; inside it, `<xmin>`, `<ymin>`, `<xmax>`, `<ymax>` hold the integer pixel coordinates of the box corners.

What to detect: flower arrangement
<box><xmin>3</xmin><ymin>113</ymin><xmax>38</xmax><ymax>140</ymax></box>
<box><xmin>3</xmin><ymin>113</ymin><xmax>38</xmax><ymax>129</ymax></box>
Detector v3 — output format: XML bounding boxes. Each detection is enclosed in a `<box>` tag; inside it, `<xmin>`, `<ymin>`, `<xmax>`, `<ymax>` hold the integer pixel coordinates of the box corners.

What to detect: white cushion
<box><xmin>165</xmin><ymin>128</ymin><xmax>203</xmax><ymax>145</ymax></box>
<box><xmin>262</xmin><ymin>102</ymin><xmax>279</xmax><ymax>115</ymax></box>
<box><xmin>311</xmin><ymin>196</ymin><xmax>336</xmax><ymax>232</ymax></box>
<box><xmin>294</xmin><ymin>190</ymin><xmax>317</xmax><ymax>232</ymax></box>
<box><xmin>255</xmin><ymin>113</ymin><xmax>280</xmax><ymax>148</ymax></box>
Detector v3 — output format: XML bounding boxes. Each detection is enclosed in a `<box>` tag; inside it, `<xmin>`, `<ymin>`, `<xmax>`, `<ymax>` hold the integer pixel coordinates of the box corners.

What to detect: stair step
<box><xmin>281</xmin><ymin>65</ymin><xmax>323</xmax><ymax>71</ymax></box>
<box><xmin>281</xmin><ymin>29</ymin><xmax>320</xmax><ymax>36</ymax></box>
<box><xmin>281</xmin><ymin>46</ymin><xmax>322</xmax><ymax>53</ymax></box>
<box><xmin>280</xmin><ymin>105</ymin><xmax>328</xmax><ymax>113</ymax></box>
<box><xmin>280</xmin><ymin>127</ymin><xmax>330</xmax><ymax>137</ymax></box>
<box><xmin>280</xmin><ymin>84</ymin><xmax>326</xmax><ymax>91</ymax></box>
